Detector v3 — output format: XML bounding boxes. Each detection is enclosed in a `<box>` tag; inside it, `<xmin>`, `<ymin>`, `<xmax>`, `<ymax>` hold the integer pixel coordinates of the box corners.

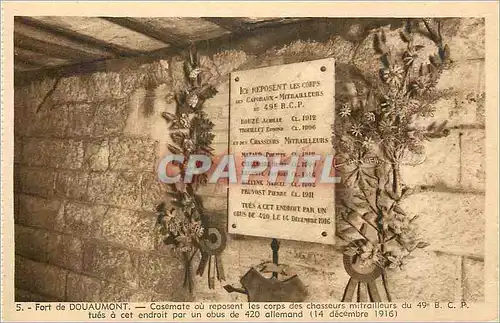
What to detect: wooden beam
<box><xmin>203</xmin><ymin>17</ymin><xmax>311</xmax><ymax>33</ymax></box>
<box><xmin>14</xmin><ymin>33</ymin><xmax>103</xmax><ymax>62</ymax></box>
<box><xmin>15</xmin><ymin>16</ymin><xmax>142</xmax><ymax>57</ymax></box>
<box><xmin>202</xmin><ymin>18</ymin><xmax>248</xmax><ymax>32</ymax></box>
<box><xmin>14</xmin><ymin>46</ymin><xmax>177</xmax><ymax>85</ymax></box>
<box><xmin>100</xmin><ymin>17</ymin><xmax>190</xmax><ymax>50</ymax></box>
<box><xmin>14</xmin><ymin>47</ymin><xmax>71</xmax><ymax>67</ymax></box>
<box><xmin>14</xmin><ymin>20</ymin><xmax>114</xmax><ymax>58</ymax></box>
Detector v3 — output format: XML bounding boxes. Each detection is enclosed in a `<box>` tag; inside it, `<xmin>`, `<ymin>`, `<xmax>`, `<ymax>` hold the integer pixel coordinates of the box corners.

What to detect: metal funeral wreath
<box><xmin>156</xmin><ymin>46</ymin><xmax>227</xmax><ymax>293</ymax></box>
<box><xmin>335</xmin><ymin>18</ymin><xmax>451</xmax><ymax>301</ymax></box>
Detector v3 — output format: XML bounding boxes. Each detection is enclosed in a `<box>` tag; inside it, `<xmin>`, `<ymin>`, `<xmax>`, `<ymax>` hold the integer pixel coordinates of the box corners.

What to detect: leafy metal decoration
<box><xmin>335</xmin><ymin>19</ymin><xmax>451</xmax><ymax>301</ymax></box>
<box><xmin>156</xmin><ymin>46</ymin><xmax>219</xmax><ymax>293</ymax></box>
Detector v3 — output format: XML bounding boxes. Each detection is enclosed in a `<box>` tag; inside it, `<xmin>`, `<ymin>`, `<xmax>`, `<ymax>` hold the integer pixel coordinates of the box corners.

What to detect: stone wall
<box><xmin>14</xmin><ymin>18</ymin><xmax>485</xmax><ymax>302</ymax></box>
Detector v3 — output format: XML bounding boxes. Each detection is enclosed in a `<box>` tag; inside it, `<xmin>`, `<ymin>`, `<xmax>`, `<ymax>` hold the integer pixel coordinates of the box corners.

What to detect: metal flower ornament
<box><xmin>156</xmin><ymin>46</ymin><xmax>226</xmax><ymax>293</ymax></box>
<box><xmin>334</xmin><ymin>19</ymin><xmax>452</xmax><ymax>301</ymax></box>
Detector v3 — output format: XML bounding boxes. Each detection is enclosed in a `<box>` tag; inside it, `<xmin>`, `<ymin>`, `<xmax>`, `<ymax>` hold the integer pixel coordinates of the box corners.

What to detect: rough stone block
<box><xmin>18</xmin><ymin>194</ymin><xmax>64</xmax><ymax>231</ymax></box>
<box><xmin>66</xmin><ymin>272</ymin><xmax>102</xmax><ymax>302</ymax></box>
<box><xmin>169</xmin><ymin>57</ymin><xmax>188</xmax><ymax>92</ymax></box>
<box><xmin>22</xmin><ymin>104</ymin><xmax>69</xmax><ymax>137</ymax></box>
<box><xmin>101</xmin><ymin>208</ymin><xmax>156</xmax><ymax>251</ymax></box>
<box><xmin>64</xmin><ymin>201</ymin><xmax>107</xmax><ymax>238</ymax></box>
<box><xmin>401</xmin><ymin>130</ymin><xmax>460</xmax><ymax>188</ymax></box>
<box><xmin>84</xmin><ymin>139</ymin><xmax>109</xmax><ymax>171</ymax></box>
<box><xmin>212</xmin><ymin>50</ymin><xmax>248</xmax><ymax>77</ymax></box>
<box><xmin>54</xmin><ymin>171</ymin><xmax>89</xmax><ymax>200</ymax></box>
<box><xmin>475</xmin><ymin>92</ymin><xmax>485</xmax><ymax>127</ymax></box>
<box><xmin>140</xmin><ymin>172</ymin><xmax>168</xmax><ymax>211</ymax></box>
<box><xmin>200</xmin><ymin>196</ymin><xmax>227</xmax><ymax>213</ymax></box>
<box><xmin>52</xmin><ymin>75</ymin><xmax>91</xmax><ymax>102</ymax></box>
<box><xmin>22</xmin><ymin>138</ymin><xmax>84</xmax><ymax>169</ymax></box>
<box><xmin>202</xmin><ymin>80</ymin><xmax>230</xmax><ymax>120</ymax></box>
<box><xmin>89</xmin><ymin>72</ymin><xmax>124</xmax><ymax>101</ymax></box>
<box><xmin>199</xmin><ymin>55</ymin><xmax>220</xmax><ymax>85</ymax></box>
<box><xmin>66</xmin><ymin>103</ymin><xmax>96</xmax><ymax>137</ymax></box>
<box><xmin>47</xmin><ymin>234</ymin><xmax>84</xmax><ymax>271</ymax></box>
<box><xmin>15</xmin><ymin>224</ymin><xmax>48</xmax><ymax>262</ymax></box>
<box><xmin>461</xmin><ymin>129</ymin><xmax>485</xmax><ymax>191</ymax></box>
<box><xmin>109</xmin><ymin>137</ymin><xmax>157</xmax><ymax>171</ymax></box>
<box><xmin>123</xmin><ymin>85</ymin><xmax>174</xmax><ymax>145</ymax></box>
<box><xmin>15</xmin><ymin>256</ymin><xmax>68</xmax><ymax>300</ymax></box>
<box><xmin>388</xmin><ymin>250</ymin><xmax>462</xmax><ymax>301</ymax></box>
<box><xmin>19</xmin><ymin>167</ymin><xmax>56</xmax><ymax>197</ymax></box>
<box><xmin>330</xmin><ymin>35</ymin><xmax>356</xmax><ymax>63</ymax></box>
<box><xmin>92</xmin><ymin>100</ymin><xmax>129</xmax><ymax>136</ymax></box>
<box><xmin>270</xmin><ymin>40</ymin><xmax>334</xmax><ymax>63</ymax></box>
<box><xmin>463</xmin><ymin>257</ymin><xmax>484</xmax><ymax>302</ymax></box>
<box><xmin>137</xmin><ymin>252</ymin><xmax>184</xmax><ymax>293</ymax></box>
<box><xmin>22</xmin><ymin>138</ymin><xmax>53</xmax><ymax>167</ymax></box>
<box><xmin>401</xmin><ymin>192</ymin><xmax>484</xmax><ymax>257</ymax></box>
<box><xmin>82</xmin><ymin>242</ymin><xmax>138</xmax><ymax>288</ymax></box>
<box><xmin>87</xmin><ymin>171</ymin><xmax>142</xmax><ymax>210</ymax></box>
<box><xmin>120</xmin><ymin>68</ymin><xmax>147</xmax><ymax>96</ymax></box>
<box><xmin>15</xmin><ymin>78</ymin><xmax>54</xmax><ymax>112</ymax></box>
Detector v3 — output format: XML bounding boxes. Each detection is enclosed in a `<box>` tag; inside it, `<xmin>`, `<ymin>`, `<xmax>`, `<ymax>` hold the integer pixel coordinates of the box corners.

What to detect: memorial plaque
<box><xmin>228</xmin><ymin>58</ymin><xmax>336</xmax><ymax>244</ymax></box>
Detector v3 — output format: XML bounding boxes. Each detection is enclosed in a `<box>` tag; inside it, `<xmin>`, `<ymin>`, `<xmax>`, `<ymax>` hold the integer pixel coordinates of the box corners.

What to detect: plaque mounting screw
<box><xmin>320</xmin><ymin>66</ymin><xmax>326</xmax><ymax>72</ymax></box>
<box><xmin>321</xmin><ymin>231</ymin><xmax>327</xmax><ymax>237</ymax></box>
<box><xmin>234</xmin><ymin>77</ymin><xmax>239</xmax><ymax>82</ymax></box>
<box><xmin>232</xmin><ymin>224</ymin><xmax>237</xmax><ymax>228</ymax></box>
